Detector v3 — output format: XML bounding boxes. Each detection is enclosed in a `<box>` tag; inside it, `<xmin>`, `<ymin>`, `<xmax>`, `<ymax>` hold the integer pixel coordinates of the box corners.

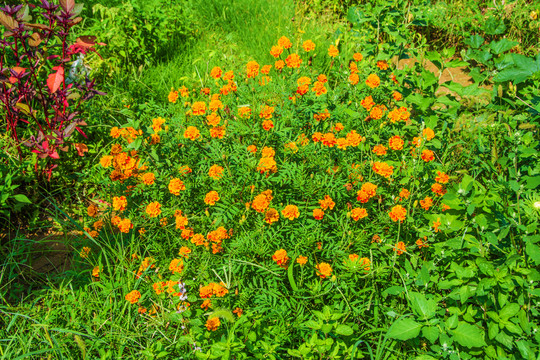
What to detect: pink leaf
<box><xmin>47</xmin><ymin>67</ymin><xmax>64</xmax><ymax>93</ymax></box>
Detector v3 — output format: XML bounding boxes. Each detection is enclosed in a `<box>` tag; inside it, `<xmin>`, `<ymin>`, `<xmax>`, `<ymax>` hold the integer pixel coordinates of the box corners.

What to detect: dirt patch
<box><xmin>393</xmin><ymin>56</ymin><xmax>492</xmax><ymax>100</ymax></box>
<box><xmin>30</xmin><ymin>236</ymin><xmax>74</xmax><ymax>275</ymax></box>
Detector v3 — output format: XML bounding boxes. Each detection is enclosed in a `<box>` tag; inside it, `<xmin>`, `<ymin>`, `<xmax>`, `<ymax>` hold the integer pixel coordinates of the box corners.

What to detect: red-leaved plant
<box><xmin>0</xmin><ymin>0</ymin><xmax>104</xmax><ymax>179</ymax></box>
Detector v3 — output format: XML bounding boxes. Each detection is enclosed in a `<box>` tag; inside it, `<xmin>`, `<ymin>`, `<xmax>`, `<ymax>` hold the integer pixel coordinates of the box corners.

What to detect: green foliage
<box><xmin>1</xmin><ymin>1</ymin><xmax>539</xmax><ymax>359</ymax></box>
<box><xmin>85</xmin><ymin>0</ymin><xmax>194</xmax><ymax>76</ymax></box>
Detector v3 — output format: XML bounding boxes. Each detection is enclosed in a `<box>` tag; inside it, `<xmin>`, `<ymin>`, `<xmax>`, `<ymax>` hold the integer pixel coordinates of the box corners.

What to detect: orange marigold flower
<box><xmin>210</xmin><ymin>66</ymin><xmax>222</xmax><ymax>79</ymax></box>
<box><xmin>372</xmin><ymin>144</ymin><xmax>387</xmax><ymax>156</ymax></box>
<box><xmin>346</xmin><ymin>130</ymin><xmax>363</xmax><ymax>147</ymax></box>
<box><xmin>278</xmin><ymin>36</ymin><xmax>292</xmax><ymax>49</ymax></box>
<box><xmin>356</xmin><ymin>190</ymin><xmax>370</xmax><ymax>203</ymax></box>
<box><xmin>252</xmin><ymin>190</ymin><xmax>273</xmax><ymax>212</ymax></box>
<box><xmin>178</xmin><ymin>246</ymin><xmax>191</xmax><ymax>258</ymax></box>
<box><xmin>201</xmin><ymin>87</ymin><xmax>211</xmax><ymax>95</ymax></box>
<box><xmin>313</xmin><ymin>208</ymin><xmax>324</xmax><ymax>220</ymax></box>
<box><xmin>275</xmin><ymin>60</ymin><xmax>285</xmax><ymax>70</ymax></box>
<box><xmin>87</xmin><ymin>204</ymin><xmax>98</xmax><ymax>217</ymax></box>
<box><xmin>169</xmin><ymin>258</ymin><xmax>184</xmax><ymax>274</ymax></box>
<box><xmin>317</xmin><ymin>74</ymin><xmax>328</xmax><ymax>83</ymax></box>
<box><xmin>206</xmin><ymin>112</ymin><xmax>221</xmax><ymax>126</ymax></box>
<box><xmin>431</xmin><ymin>183</ymin><xmax>447</xmax><ymax>196</ymax></box>
<box><xmin>270</xmin><ymin>45</ymin><xmax>283</xmax><ymax>58</ymax></box>
<box><xmin>351</xmin><ymin>207</ymin><xmax>368</xmax><ymax>221</ymax></box>
<box><xmin>369</xmin><ymin>106</ymin><xmax>384</xmax><ymax>120</ymax></box>
<box><xmin>125</xmin><ymin>290</ymin><xmax>141</xmax><ymax>304</ymax></box>
<box><xmin>223</xmin><ymin>70</ymin><xmax>234</xmax><ymax>81</ymax></box>
<box><xmin>353</xmin><ymin>53</ymin><xmax>363</xmax><ymax>62</ymax></box>
<box><xmin>312</xmin><ymin>81</ymin><xmax>327</xmax><ymax>96</ymax></box>
<box><xmin>192</xmin><ymin>101</ymin><xmax>206</xmax><ymax>115</ymax></box>
<box><xmin>377</xmin><ymin>60</ymin><xmax>389</xmax><ymax>70</ymax></box>
<box><xmin>204</xmin><ymin>191</ymin><xmax>220</xmax><ymax>206</ymax></box>
<box><xmin>238</xmin><ymin>106</ymin><xmax>252</xmax><ymax>119</ymax></box>
<box><xmin>100</xmin><ymin>155</ymin><xmax>113</xmax><ymax>168</ymax></box>
<box><xmin>399</xmin><ymin>188</ymin><xmax>410</xmax><ymax>200</ymax></box>
<box><xmin>366</xmin><ymin>74</ymin><xmax>380</xmax><ymax>88</ymax></box>
<box><xmin>191</xmin><ymin>233</ymin><xmax>206</xmax><ymax>246</ymax></box>
<box><xmin>247</xmin><ymin>145</ymin><xmax>257</xmax><ymax>153</ymax></box>
<box><xmin>393</xmin><ymin>91</ymin><xmax>402</xmax><ymax>101</ymax></box>
<box><xmin>257</xmin><ymin>156</ymin><xmax>277</xmax><ymax>174</ymax></box>
<box><xmin>113</xmin><ymin>196</ymin><xmax>127</xmax><ymax>212</ymax></box>
<box><xmin>209</xmin><ymin>99</ymin><xmax>223</xmax><ymax>112</ymax></box>
<box><xmin>350</xmin><ymin>61</ymin><xmax>358</xmax><ymax>73</ymax></box>
<box><xmin>416</xmin><ymin>237</ymin><xmax>429</xmax><ymax>248</ymax></box>
<box><xmin>201</xmin><ymin>299</ymin><xmax>212</xmax><ymax>310</ymax></box>
<box><xmin>328</xmin><ymin>44</ymin><xmax>339</xmax><ymax>57</ymax></box>
<box><xmin>433</xmin><ymin>218</ymin><xmax>441</xmax><ymax>232</ymax></box>
<box><xmin>175</xmin><ymin>215</ymin><xmax>188</xmax><ymax>229</ymax></box>
<box><xmin>361</xmin><ymin>95</ymin><xmax>375</xmax><ymax>111</ymax></box>
<box><xmin>435</xmin><ymin>171</ymin><xmax>449</xmax><ymax>184</ymax></box>
<box><xmin>209</xmin><ymin>165</ymin><xmax>224</xmax><ymax>180</ymax></box>
<box><xmin>297</xmin><ymin>256</ymin><xmax>308</xmax><ymax>265</ymax></box>
<box><xmin>303</xmin><ymin>40</ymin><xmax>315</xmax><ymax>51</ymax></box>
<box><xmin>361</xmin><ymin>182</ymin><xmax>377</xmax><ymax>198</ymax></box>
<box><xmin>321</xmin><ymin>132</ymin><xmax>336</xmax><ymax>147</ymax></box>
<box><xmin>264</xmin><ymin>208</ymin><xmax>280</xmax><ymax>224</ymax></box>
<box><xmin>282</xmin><ymin>205</ymin><xmax>299</xmax><ymax>220</ymax></box>
<box><xmin>314</xmin><ymin>109</ymin><xmax>330</xmax><ymax>121</ymax></box>
<box><xmin>261</xmin><ymin>64</ymin><xmax>272</xmax><ymax>75</ymax></box>
<box><xmin>210</xmin><ymin>126</ymin><xmax>226</xmax><ymax>139</ymax></box>
<box><xmin>92</xmin><ymin>266</ymin><xmax>100</xmax><ymax>278</ymax></box>
<box><xmin>285</xmin><ymin>53</ymin><xmax>302</xmax><ymax>68</ymax></box>
<box><xmin>259</xmin><ymin>105</ymin><xmax>275</xmax><ymax>119</ymax></box>
<box><xmin>168</xmin><ymin>90</ymin><xmax>179</xmax><ymax>103</ymax></box>
<box><xmin>419</xmin><ymin>196</ymin><xmax>433</xmax><ymax>210</ymax></box>
<box><xmin>206</xmin><ymin>317</ymin><xmax>220</xmax><ymax>331</ymax></box>
<box><xmin>394</xmin><ymin>241</ymin><xmax>406</xmax><ymax>255</ymax></box>
<box><xmin>169</xmin><ymin>178</ymin><xmax>186</xmax><ymax>195</ymax></box>
<box><xmin>262</xmin><ymin>120</ymin><xmax>274</xmax><ymax>131</ymax></box>
<box><xmin>272</xmin><ymin>249</ymin><xmax>289</xmax><ymax>267</ymax></box>
<box><xmin>319</xmin><ymin>195</ymin><xmax>335</xmax><ymax>210</ymax></box>
<box><xmin>141</xmin><ymin>172</ymin><xmax>155</xmax><ymax>185</ymax></box>
<box><xmin>421</xmin><ymin>149</ymin><xmax>435</xmax><ymax>162</ymax></box>
<box><xmin>349</xmin><ymin>72</ymin><xmax>359</xmax><ymax>85</ymax></box>
<box><xmin>184</xmin><ymin>126</ymin><xmax>200</xmax><ymax>141</ymax></box>
<box><xmin>389</xmin><ymin>205</ymin><xmax>407</xmax><ymax>222</ymax></box>
<box><xmin>296</xmin><ymin>83</ymin><xmax>309</xmax><ymax>96</ymax></box>
<box><xmin>315</xmin><ymin>262</ymin><xmax>333</xmax><ymax>279</ymax></box>
<box><xmin>373</xmin><ymin>161</ymin><xmax>394</xmax><ymax>178</ymax></box>
<box><xmin>233</xmin><ymin>307</ymin><xmax>243</xmax><ymax>317</ymax></box>
<box><xmin>80</xmin><ymin>246</ymin><xmax>91</xmax><ymax>258</ymax></box>
<box><xmin>422</xmin><ymin>127</ymin><xmax>435</xmax><ymax>141</ymax></box>
<box><xmin>146</xmin><ymin>202</ymin><xmax>162</xmax><ymax>218</ymax></box>
<box><xmin>312</xmin><ymin>132</ymin><xmax>323</xmax><ymax>142</ymax></box>
<box><xmin>388</xmin><ymin>135</ymin><xmax>404</xmax><ymax>150</ymax></box>
<box><xmin>246</xmin><ymin>61</ymin><xmax>260</xmax><ymax>78</ymax></box>
<box><xmin>179</xmin><ymin>86</ymin><xmax>189</xmax><ymax>97</ymax></box>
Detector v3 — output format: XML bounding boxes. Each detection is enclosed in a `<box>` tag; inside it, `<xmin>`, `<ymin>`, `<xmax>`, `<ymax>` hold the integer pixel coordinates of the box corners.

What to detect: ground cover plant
<box><xmin>1</xmin><ymin>0</ymin><xmax>539</xmax><ymax>359</ymax></box>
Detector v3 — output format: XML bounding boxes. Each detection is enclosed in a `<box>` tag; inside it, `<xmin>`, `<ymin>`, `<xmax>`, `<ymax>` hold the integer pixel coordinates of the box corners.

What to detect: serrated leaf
<box><xmin>387</xmin><ymin>317</ymin><xmax>422</xmax><ymax>340</ymax></box>
<box><xmin>499</xmin><ymin>303</ymin><xmax>520</xmax><ymax>321</ymax></box>
<box><xmin>59</xmin><ymin>0</ymin><xmax>75</xmax><ymax>13</ymax></box>
<box><xmin>451</xmin><ymin>322</ymin><xmax>486</xmax><ymax>348</ymax></box>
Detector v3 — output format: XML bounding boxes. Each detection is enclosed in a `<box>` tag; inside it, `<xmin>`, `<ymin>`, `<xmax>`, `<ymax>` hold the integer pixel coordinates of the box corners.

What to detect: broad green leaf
<box><xmin>334</xmin><ymin>324</ymin><xmax>353</xmax><ymax>336</ymax></box>
<box><xmin>12</xmin><ymin>194</ymin><xmax>32</xmax><ymax>204</ymax></box>
<box><xmin>386</xmin><ymin>317</ymin><xmax>422</xmax><ymax>340</ymax></box>
<box><xmin>490</xmin><ymin>39</ymin><xmax>519</xmax><ymax>55</ymax></box>
<box><xmin>451</xmin><ymin>322</ymin><xmax>486</xmax><ymax>348</ymax></box>
<box><xmin>465</xmin><ymin>35</ymin><xmax>484</xmax><ymax>49</ymax></box>
<box><xmin>495</xmin><ymin>331</ymin><xmax>514</xmax><ymax>349</ymax></box>
<box><xmin>499</xmin><ymin>303</ymin><xmax>520</xmax><ymax>321</ymax></box>
<box><xmin>525</xmin><ymin>242</ymin><xmax>540</xmax><ymax>266</ymax></box>
<box><xmin>409</xmin><ymin>292</ymin><xmax>437</xmax><ymax>320</ymax></box>
<box><xmin>516</xmin><ymin>340</ymin><xmax>534</xmax><ymax>360</ymax></box>
<box><xmin>422</xmin><ymin>326</ymin><xmax>439</xmax><ymax>344</ymax></box>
